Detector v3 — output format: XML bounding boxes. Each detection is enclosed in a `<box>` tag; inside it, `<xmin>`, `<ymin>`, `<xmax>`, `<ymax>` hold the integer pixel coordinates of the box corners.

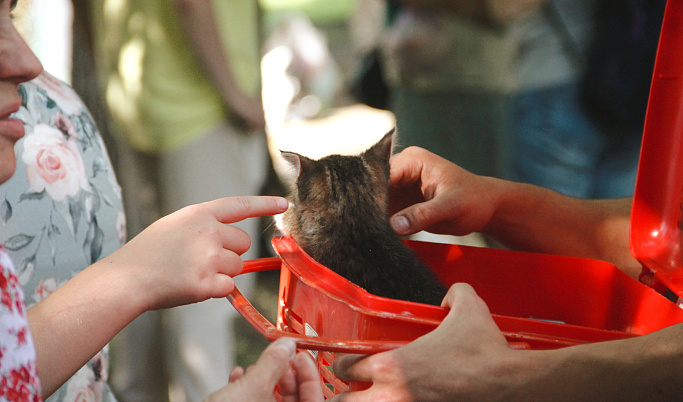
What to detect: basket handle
<box><xmin>228</xmin><ymin>258</ymin><xmax>408</xmax><ymax>353</ymax></box>
<box><xmin>229</xmin><ymin>257</ymin><xmax>529</xmax><ymax>353</ymax></box>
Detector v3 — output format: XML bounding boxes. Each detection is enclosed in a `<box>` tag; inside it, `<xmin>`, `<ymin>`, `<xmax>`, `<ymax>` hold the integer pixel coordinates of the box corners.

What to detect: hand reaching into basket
<box><xmin>388</xmin><ymin>146</ymin><xmax>638</xmax><ymax>275</ymax></box>
<box><xmin>205</xmin><ymin>338</ymin><xmax>323</xmax><ymax>402</ymax></box>
<box><xmin>387</xmin><ymin>146</ymin><xmax>500</xmax><ymax>238</ymax></box>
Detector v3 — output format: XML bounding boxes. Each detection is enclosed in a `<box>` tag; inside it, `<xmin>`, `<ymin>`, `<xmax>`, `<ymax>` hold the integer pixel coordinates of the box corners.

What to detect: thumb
<box><xmin>390</xmin><ymin>199</ymin><xmax>446</xmax><ymax>236</ymax></box>
<box><xmin>241</xmin><ymin>337</ymin><xmax>296</xmax><ymax>389</ymax></box>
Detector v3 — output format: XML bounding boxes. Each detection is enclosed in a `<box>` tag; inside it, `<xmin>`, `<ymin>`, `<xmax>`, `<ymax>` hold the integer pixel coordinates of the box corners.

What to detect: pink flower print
<box><xmin>22</xmin><ymin>124</ymin><xmax>88</xmax><ymax>202</ymax></box>
<box><xmin>32</xmin><ymin>278</ymin><xmax>57</xmax><ymax>303</ymax></box>
<box><xmin>116</xmin><ymin>210</ymin><xmax>127</xmax><ymax>245</ymax></box>
<box><xmin>64</xmin><ymin>366</ymin><xmax>98</xmax><ymax>402</ymax></box>
<box><xmin>32</xmin><ymin>72</ymin><xmax>83</xmax><ymax>116</ymax></box>
<box><xmin>32</xmin><ymin>279</ymin><xmax>55</xmax><ymax>301</ymax></box>
<box><xmin>52</xmin><ymin>113</ymin><xmax>77</xmax><ymax>138</ymax></box>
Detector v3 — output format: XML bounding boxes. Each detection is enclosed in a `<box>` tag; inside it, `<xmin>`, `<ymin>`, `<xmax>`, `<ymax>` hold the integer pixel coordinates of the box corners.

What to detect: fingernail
<box><xmin>391</xmin><ymin>215</ymin><xmax>409</xmax><ymax>234</ymax></box>
<box><xmin>272</xmin><ymin>337</ymin><xmax>296</xmax><ymax>358</ymax></box>
<box><xmin>276</xmin><ymin>197</ymin><xmax>289</xmax><ymax>210</ymax></box>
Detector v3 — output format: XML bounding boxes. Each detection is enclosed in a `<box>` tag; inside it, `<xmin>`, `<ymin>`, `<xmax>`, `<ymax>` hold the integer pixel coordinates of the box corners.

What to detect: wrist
<box><xmin>479</xmin><ymin>177</ymin><xmax>520</xmax><ymax>239</ymax></box>
<box><xmin>90</xmin><ymin>252</ymin><xmax>152</xmax><ymax>317</ymax></box>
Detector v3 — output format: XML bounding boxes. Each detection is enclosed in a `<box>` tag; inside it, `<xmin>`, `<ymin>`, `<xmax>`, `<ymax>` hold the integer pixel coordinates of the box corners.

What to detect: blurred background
<box><xmin>13</xmin><ymin>0</ymin><xmax>657</xmax><ymax>400</ymax></box>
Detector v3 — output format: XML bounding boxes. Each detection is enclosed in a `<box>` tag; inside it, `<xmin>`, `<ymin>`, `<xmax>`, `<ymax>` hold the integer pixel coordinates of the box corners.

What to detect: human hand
<box><xmin>229</xmin><ymin>94</ymin><xmax>266</xmax><ymax>132</ymax></box>
<box><xmin>205</xmin><ymin>337</ymin><xmax>323</xmax><ymax>402</ymax></box>
<box><xmin>388</xmin><ymin>146</ymin><xmax>501</xmax><ymax>237</ymax></box>
<box><xmin>329</xmin><ymin>283</ymin><xmax>514</xmax><ymax>401</ymax></box>
<box><xmin>100</xmin><ymin>196</ymin><xmax>288</xmax><ymax>311</ymax></box>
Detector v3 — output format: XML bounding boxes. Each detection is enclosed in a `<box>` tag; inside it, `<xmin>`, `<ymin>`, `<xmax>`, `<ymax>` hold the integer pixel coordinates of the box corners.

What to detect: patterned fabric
<box><xmin>1</xmin><ymin>71</ymin><xmax>125</xmax><ymax>402</ymax></box>
<box><xmin>0</xmin><ymin>246</ymin><xmax>42</xmax><ymax>402</ymax></box>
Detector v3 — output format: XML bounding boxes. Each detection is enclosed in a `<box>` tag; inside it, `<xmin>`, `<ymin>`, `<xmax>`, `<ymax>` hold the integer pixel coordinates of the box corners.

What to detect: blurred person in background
<box><xmin>505</xmin><ymin>0</ymin><xmax>662</xmax><ymax>198</ymax></box>
<box><xmin>90</xmin><ymin>1</ymin><xmax>269</xmax><ymax>400</ymax></box>
<box><xmin>379</xmin><ymin>1</ymin><xmax>542</xmax><ymax>178</ymax></box>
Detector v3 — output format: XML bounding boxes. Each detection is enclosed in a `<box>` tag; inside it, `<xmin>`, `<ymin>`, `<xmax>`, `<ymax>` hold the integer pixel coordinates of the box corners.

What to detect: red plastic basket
<box><xmin>228</xmin><ymin>1</ymin><xmax>683</xmax><ymax>398</ymax></box>
<box><xmin>229</xmin><ymin>237</ymin><xmax>683</xmax><ymax>398</ymax></box>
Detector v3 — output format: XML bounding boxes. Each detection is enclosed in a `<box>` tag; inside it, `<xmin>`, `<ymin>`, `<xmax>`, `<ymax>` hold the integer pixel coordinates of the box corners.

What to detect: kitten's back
<box><xmin>277</xmin><ymin>131</ymin><xmax>447</xmax><ymax>305</ymax></box>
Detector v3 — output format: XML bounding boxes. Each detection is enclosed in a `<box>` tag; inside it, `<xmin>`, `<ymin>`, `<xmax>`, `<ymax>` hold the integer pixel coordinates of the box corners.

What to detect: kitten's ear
<box><xmin>364</xmin><ymin>127</ymin><xmax>396</xmax><ymax>162</ymax></box>
<box><xmin>280</xmin><ymin>150</ymin><xmax>314</xmax><ymax>179</ymax></box>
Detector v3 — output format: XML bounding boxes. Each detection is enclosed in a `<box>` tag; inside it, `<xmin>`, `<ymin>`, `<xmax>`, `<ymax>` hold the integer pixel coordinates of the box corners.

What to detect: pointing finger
<box><xmin>207</xmin><ymin>196</ymin><xmax>289</xmax><ymax>224</ymax></box>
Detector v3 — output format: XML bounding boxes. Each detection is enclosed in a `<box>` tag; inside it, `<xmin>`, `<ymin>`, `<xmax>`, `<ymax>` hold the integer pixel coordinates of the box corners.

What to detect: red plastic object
<box><xmin>631</xmin><ymin>0</ymin><xmax>683</xmax><ymax>298</ymax></box>
<box><xmin>227</xmin><ymin>2</ymin><xmax>683</xmax><ymax>398</ymax></box>
<box><xmin>230</xmin><ymin>238</ymin><xmax>683</xmax><ymax>398</ymax></box>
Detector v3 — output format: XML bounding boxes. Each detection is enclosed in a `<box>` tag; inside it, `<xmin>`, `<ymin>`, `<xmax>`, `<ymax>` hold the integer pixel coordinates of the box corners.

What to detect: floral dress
<box><xmin>0</xmin><ymin>246</ymin><xmax>42</xmax><ymax>402</ymax></box>
<box><xmin>0</xmin><ymin>72</ymin><xmax>125</xmax><ymax>401</ymax></box>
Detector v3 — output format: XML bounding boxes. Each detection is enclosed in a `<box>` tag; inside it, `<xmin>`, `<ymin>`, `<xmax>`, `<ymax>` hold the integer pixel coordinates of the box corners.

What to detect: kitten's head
<box><xmin>275</xmin><ymin>129</ymin><xmax>395</xmax><ymax>244</ymax></box>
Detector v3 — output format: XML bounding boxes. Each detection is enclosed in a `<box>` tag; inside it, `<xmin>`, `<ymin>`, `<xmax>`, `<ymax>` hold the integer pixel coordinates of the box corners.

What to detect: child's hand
<box><xmin>102</xmin><ymin>196</ymin><xmax>288</xmax><ymax>311</ymax></box>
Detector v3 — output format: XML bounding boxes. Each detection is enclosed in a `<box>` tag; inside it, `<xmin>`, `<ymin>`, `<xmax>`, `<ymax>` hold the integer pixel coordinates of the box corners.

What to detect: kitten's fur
<box><xmin>276</xmin><ymin>129</ymin><xmax>446</xmax><ymax>305</ymax></box>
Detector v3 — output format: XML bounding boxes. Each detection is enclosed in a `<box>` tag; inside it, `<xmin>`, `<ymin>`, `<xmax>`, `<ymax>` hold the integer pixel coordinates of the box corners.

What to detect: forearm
<box><xmin>26</xmin><ymin>196</ymin><xmax>289</xmax><ymax>397</ymax></box>
<box><xmin>27</xmin><ymin>259</ymin><xmax>146</xmax><ymax>396</ymax></box>
<box><xmin>482</xmin><ymin>180</ymin><xmax>639</xmax><ymax>277</ymax></box>
<box><xmin>518</xmin><ymin>323</ymin><xmax>683</xmax><ymax>400</ymax></box>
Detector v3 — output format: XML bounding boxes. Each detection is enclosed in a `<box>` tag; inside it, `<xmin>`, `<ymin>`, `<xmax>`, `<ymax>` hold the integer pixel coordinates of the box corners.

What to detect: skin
<box><xmin>328</xmin><ymin>147</ymin><xmax>683</xmax><ymax>401</ymax></box>
<box><xmin>207</xmin><ymin>338</ymin><xmax>323</xmax><ymax>402</ymax></box>
<box><xmin>0</xmin><ymin>1</ymin><xmax>322</xmax><ymax>400</ymax></box>
<box><xmin>173</xmin><ymin>0</ymin><xmax>265</xmax><ymax>131</ymax></box>
<box><xmin>0</xmin><ymin>0</ymin><xmax>43</xmax><ymax>182</ymax></box>
<box><xmin>387</xmin><ymin>146</ymin><xmax>640</xmax><ymax>277</ymax></box>
<box><xmin>28</xmin><ymin>195</ymin><xmax>289</xmax><ymax>395</ymax></box>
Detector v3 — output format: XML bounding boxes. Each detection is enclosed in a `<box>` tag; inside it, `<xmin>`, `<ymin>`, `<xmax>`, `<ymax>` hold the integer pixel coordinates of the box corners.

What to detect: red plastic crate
<box><xmin>228</xmin><ymin>1</ymin><xmax>683</xmax><ymax>398</ymax></box>
<box><xmin>229</xmin><ymin>236</ymin><xmax>683</xmax><ymax>398</ymax></box>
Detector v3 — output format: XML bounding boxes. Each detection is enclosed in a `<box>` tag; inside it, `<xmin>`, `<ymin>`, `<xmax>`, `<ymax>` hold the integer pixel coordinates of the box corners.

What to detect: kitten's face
<box><xmin>275</xmin><ymin>131</ymin><xmax>395</xmax><ymax>242</ymax></box>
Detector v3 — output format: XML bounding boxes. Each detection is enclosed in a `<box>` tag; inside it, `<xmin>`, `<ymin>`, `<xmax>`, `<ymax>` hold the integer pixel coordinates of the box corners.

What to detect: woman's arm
<box><xmin>29</xmin><ymin>196</ymin><xmax>287</xmax><ymax>396</ymax></box>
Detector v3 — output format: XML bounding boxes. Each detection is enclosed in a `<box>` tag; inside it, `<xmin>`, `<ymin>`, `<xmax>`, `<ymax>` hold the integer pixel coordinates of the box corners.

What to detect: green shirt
<box><xmin>94</xmin><ymin>0</ymin><xmax>261</xmax><ymax>152</ymax></box>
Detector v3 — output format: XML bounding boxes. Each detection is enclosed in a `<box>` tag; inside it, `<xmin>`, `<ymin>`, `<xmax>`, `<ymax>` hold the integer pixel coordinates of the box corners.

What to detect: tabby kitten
<box><xmin>275</xmin><ymin>129</ymin><xmax>447</xmax><ymax>305</ymax></box>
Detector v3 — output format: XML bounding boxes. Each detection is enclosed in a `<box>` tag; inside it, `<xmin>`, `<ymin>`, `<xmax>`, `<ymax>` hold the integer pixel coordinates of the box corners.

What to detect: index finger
<box><xmin>206</xmin><ymin>196</ymin><xmax>289</xmax><ymax>224</ymax></box>
<box><xmin>389</xmin><ymin>147</ymin><xmax>427</xmax><ymax>189</ymax></box>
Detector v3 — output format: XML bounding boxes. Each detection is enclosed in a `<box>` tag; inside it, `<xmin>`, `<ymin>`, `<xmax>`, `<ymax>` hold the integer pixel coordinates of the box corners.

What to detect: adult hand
<box><xmin>205</xmin><ymin>337</ymin><xmax>323</xmax><ymax>402</ymax></box>
<box><xmin>102</xmin><ymin>196</ymin><xmax>288</xmax><ymax>311</ymax></box>
<box><xmin>329</xmin><ymin>283</ymin><xmax>514</xmax><ymax>401</ymax></box>
<box><xmin>388</xmin><ymin>147</ymin><xmax>501</xmax><ymax>237</ymax></box>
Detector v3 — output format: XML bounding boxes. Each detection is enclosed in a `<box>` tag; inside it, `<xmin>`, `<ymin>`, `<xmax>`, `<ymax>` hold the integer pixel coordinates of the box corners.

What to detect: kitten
<box><xmin>275</xmin><ymin>129</ymin><xmax>447</xmax><ymax>305</ymax></box>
